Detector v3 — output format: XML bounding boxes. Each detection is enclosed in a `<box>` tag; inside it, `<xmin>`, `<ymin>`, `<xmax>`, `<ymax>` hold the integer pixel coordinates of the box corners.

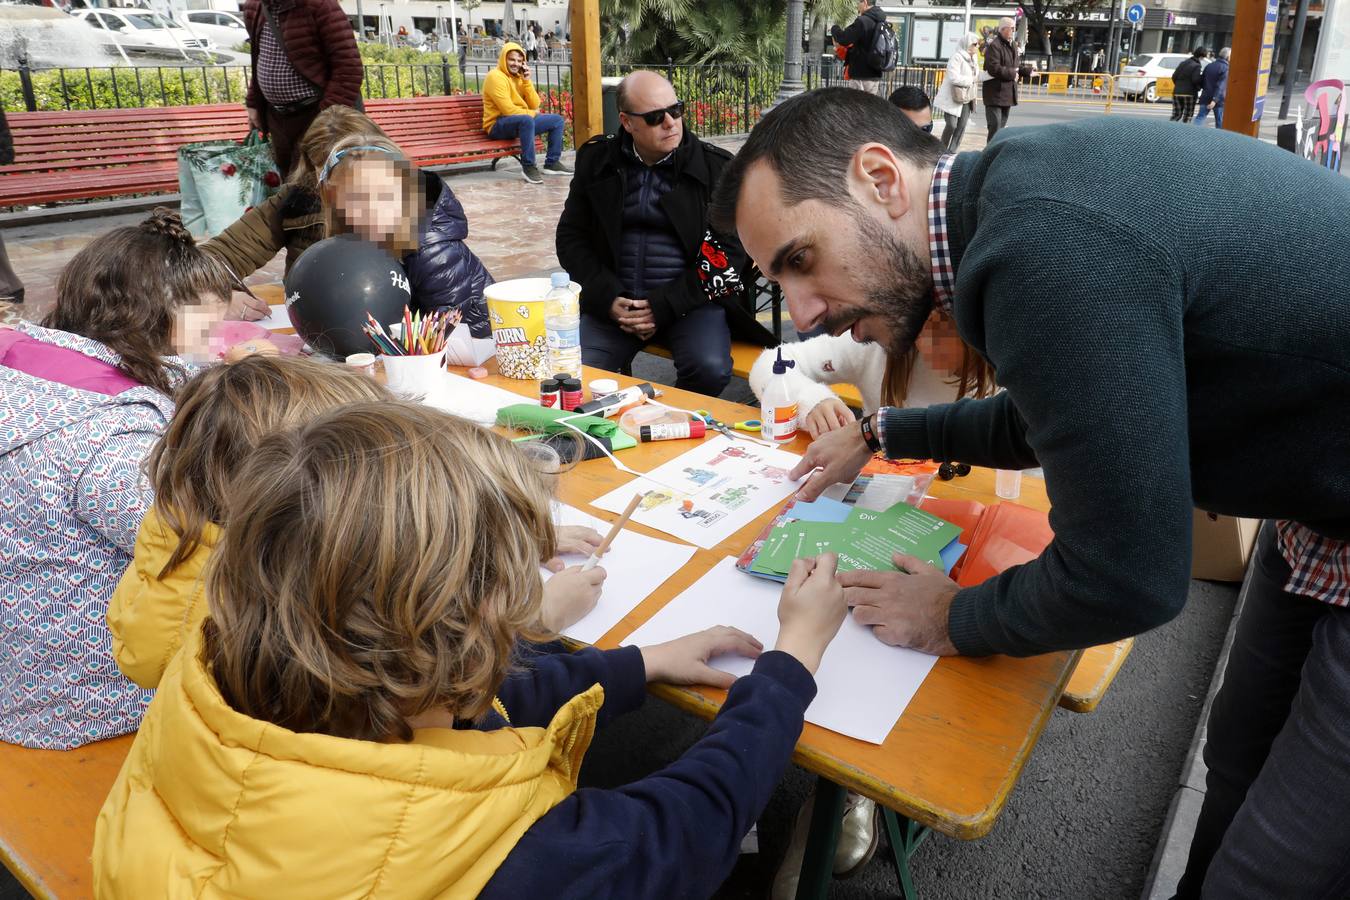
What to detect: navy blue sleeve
<box><xmin>481</xmin><ymin>651</ymin><xmax>817</xmax><ymax>900</ymax></box>
<box><xmin>496</xmin><ymin>645</ymin><xmax>648</xmax><ymax>729</ymax></box>
<box><xmin>882</xmin><ymin>391</ymin><xmax>1040</xmax><ymax>471</ymax></box>
<box><xmin>408</xmin><ymin>184</ymin><xmax>494</xmax><ymax>338</ymax></box>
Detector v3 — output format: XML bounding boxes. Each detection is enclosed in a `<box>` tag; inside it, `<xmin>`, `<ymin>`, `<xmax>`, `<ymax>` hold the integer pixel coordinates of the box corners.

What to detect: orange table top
<box><xmin>0</xmin><ymin>353</ymin><xmax>1077</xmax><ymax>900</ymax></box>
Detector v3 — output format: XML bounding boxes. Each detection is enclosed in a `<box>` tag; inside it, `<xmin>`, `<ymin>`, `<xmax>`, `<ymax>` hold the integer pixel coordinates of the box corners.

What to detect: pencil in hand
<box><xmin>582</xmin><ymin>493</ymin><xmax>644</xmax><ymax>571</ymax></box>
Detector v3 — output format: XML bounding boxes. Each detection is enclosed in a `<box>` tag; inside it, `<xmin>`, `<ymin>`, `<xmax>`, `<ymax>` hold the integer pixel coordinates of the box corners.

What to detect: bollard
<box><xmin>18</xmin><ymin>57</ymin><xmax>38</xmax><ymax>112</ymax></box>
<box><xmin>441</xmin><ymin>53</ymin><xmax>452</xmax><ymax>95</ymax></box>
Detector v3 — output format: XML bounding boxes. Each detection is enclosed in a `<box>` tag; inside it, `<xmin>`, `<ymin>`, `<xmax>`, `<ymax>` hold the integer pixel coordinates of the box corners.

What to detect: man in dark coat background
<box><xmin>983</xmin><ymin>16</ymin><xmax>1020</xmax><ymax>141</ymax></box>
<box><xmin>1170</xmin><ymin>46</ymin><xmax>1207</xmax><ymax>123</ymax></box>
<box><xmin>556</xmin><ymin>71</ymin><xmax>774</xmax><ymax>397</ymax></box>
<box><xmin>243</xmin><ymin>0</ymin><xmax>364</xmax><ymax>175</ymax></box>
<box><xmin>830</xmin><ymin>0</ymin><xmax>890</xmax><ymax>95</ymax></box>
<box><xmin>1195</xmin><ymin>47</ymin><xmax>1230</xmax><ymax>128</ymax></box>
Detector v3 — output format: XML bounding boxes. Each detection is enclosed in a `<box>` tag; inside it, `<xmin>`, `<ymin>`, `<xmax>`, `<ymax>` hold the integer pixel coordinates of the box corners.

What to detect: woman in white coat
<box><xmin>934</xmin><ymin>32</ymin><xmax>982</xmax><ymax>152</ymax></box>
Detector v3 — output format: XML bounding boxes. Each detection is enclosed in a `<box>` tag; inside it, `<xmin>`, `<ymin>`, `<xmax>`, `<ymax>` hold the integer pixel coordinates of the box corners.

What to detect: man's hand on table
<box><xmin>611</xmin><ymin>296</ymin><xmax>657</xmax><ymax>340</ymax></box>
<box><xmin>789</xmin><ymin>417</ymin><xmax>875</xmax><ymax>502</ymax></box>
<box><xmin>841</xmin><ymin>552</ymin><xmax>960</xmax><ymax>656</ymax></box>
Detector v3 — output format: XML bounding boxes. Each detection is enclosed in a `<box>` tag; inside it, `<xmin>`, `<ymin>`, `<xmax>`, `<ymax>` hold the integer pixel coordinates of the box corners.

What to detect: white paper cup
<box><xmin>382</xmin><ymin>352</ymin><xmax>446</xmax><ymax>397</ymax></box>
<box><xmin>344</xmin><ymin>352</ymin><xmax>376</xmax><ymax>376</ymax></box>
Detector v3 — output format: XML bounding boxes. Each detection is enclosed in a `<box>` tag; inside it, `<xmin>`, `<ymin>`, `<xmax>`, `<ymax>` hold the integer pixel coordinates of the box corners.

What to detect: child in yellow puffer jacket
<box><xmin>109</xmin><ymin>355</ymin><xmax>611</xmax><ymax>690</ymax></box>
<box><xmin>94</xmin><ymin>402</ymin><xmax>848</xmax><ymax>900</ymax></box>
<box><xmin>106</xmin><ymin>355</ymin><xmax>391</xmax><ymax>689</ymax></box>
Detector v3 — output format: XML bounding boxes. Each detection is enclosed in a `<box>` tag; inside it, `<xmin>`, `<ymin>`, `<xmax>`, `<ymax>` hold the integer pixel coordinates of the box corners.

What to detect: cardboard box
<box><xmin>1191</xmin><ymin>511</ymin><xmax>1261</xmax><ymax>582</ymax></box>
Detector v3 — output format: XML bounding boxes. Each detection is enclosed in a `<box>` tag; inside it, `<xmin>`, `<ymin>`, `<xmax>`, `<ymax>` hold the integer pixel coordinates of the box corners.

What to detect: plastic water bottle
<box><xmin>760</xmin><ymin>347</ymin><xmax>798</xmax><ymax>443</ymax></box>
<box><xmin>544</xmin><ymin>271</ymin><xmax>582</xmax><ymax>380</ymax></box>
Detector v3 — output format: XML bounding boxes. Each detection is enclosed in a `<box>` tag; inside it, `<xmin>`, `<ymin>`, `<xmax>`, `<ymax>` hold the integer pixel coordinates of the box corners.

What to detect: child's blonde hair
<box><xmin>202</xmin><ymin>401</ymin><xmax>557</xmax><ymax>743</ymax></box>
<box><xmin>147</xmin><ymin>355</ymin><xmax>390</xmax><ymax>577</ymax></box>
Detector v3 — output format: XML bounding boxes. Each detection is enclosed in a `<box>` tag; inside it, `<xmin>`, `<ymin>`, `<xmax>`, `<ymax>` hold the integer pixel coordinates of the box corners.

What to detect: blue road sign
<box><xmin>1125</xmin><ymin>3</ymin><xmax>1145</xmax><ymax>23</ymax></box>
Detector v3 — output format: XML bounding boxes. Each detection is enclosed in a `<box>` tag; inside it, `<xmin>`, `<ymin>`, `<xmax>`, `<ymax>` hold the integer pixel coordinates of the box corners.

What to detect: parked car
<box><xmin>177</xmin><ymin>9</ymin><xmax>247</xmax><ymax>52</ymax></box>
<box><xmin>74</xmin><ymin>9</ymin><xmax>214</xmax><ymax>56</ymax></box>
<box><xmin>1115</xmin><ymin>53</ymin><xmax>1190</xmax><ymax>103</ymax></box>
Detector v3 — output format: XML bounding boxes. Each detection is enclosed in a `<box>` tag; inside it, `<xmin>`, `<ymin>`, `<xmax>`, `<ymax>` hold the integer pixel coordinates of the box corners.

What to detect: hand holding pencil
<box><xmin>582</xmin><ymin>493</ymin><xmax>644</xmax><ymax>571</ymax></box>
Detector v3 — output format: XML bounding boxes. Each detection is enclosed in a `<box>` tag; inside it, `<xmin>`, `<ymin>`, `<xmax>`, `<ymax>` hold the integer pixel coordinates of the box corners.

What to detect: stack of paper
<box><xmin>745</xmin><ymin>497</ymin><xmax>964</xmax><ymax>582</ymax></box>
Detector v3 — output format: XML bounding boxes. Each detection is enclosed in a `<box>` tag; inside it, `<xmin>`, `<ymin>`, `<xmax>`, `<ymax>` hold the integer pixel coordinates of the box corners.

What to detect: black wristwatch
<box><xmin>859</xmin><ymin>411</ymin><xmax>882</xmax><ymax>453</ymax></box>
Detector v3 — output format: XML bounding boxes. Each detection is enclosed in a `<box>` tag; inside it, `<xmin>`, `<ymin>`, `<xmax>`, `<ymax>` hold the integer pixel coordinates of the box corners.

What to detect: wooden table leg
<box><xmin>795</xmin><ymin>777</ymin><xmax>846</xmax><ymax>900</ymax></box>
<box><xmin>881</xmin><ymin>808</ymin><xmax>931</xmax><ymax>900</ymax></box>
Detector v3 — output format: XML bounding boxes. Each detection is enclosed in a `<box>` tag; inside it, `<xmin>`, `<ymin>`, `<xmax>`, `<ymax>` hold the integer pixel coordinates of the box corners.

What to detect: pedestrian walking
<box><xmin>1170</xmin><ymin>46</ymin><xmax>1207</xmax><ymax>122</ymax></box>
<box><xmin>1195</xmin><ymin>47</ymin><xmax>1229</xmax><ymax>127</ymax></box>
<box><xmin>983</xmin><ymin>16</ymin><xmax>1019</xmax><ymax>140</ymax></box>
<box><xmin>934</xmin><ymin>32</ymin><xmax>980</xmax><ymax>151</ymax></box>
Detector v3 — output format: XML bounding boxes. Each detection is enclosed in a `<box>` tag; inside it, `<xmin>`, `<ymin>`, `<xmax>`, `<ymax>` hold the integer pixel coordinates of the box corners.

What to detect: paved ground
<box><xmin>0</xmin><ymin>105</ymin><xmax>1246</xmax><ymax>899</ymax></box>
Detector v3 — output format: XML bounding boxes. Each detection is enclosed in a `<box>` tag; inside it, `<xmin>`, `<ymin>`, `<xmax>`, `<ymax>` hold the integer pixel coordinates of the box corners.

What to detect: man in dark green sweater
<box><xmin>710</xmin><ymin>88</ymin><xmax>1350</xmax><ymax>896</ymax></box>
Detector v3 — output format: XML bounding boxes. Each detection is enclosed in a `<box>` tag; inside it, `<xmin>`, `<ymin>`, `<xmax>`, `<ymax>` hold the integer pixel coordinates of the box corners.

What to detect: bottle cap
<box><xmin>539</xmin><ymin>377</ymin><xmax>560</xmax><ymax>391</ymax></box>
<box><xmin>550</xmin><ymin>272</ymin><xmax>570</xmax><ymax>288</ymax></box>
<box><xmin>589</xmin><ymin>378</ymin><xmax>619</xmax><ymax>396</ymax></box>
<box><xmin>772</xmin><ymin>346</ymin><xmax>796</xmax><ymax>375</ymax></box>
<box><xmin>561</xmin><ymin>377</ymin><xmax>582</xmax><ymax>391</ymax></box>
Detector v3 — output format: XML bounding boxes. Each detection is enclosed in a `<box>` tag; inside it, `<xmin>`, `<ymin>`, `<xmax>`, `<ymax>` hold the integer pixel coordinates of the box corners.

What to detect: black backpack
<box><xmin>866</xmin><ymin>18</ymin><xmax>899</xmax><ymax>73</ymax></box>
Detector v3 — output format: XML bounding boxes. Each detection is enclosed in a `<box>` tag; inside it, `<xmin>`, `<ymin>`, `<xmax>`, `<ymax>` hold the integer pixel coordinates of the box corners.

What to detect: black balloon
<box><xmin>283</xmin><ymin>235</ymin><xmax>411</xmax><ymax>359</ymax></box>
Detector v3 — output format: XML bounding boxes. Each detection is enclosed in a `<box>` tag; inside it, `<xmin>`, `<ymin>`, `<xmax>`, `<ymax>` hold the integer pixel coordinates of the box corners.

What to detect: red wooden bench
<box><xmin>0</xmin><ymin>95</ymin><xmax>542</xmax><ymax>208</ymax></box>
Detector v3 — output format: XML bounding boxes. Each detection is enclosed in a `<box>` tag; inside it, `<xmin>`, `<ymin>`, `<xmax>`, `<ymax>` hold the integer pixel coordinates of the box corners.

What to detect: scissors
<box><xmin>694</xmin><ymin>410</ymin><xmax>761</xmax><ymax>435</ymax></box>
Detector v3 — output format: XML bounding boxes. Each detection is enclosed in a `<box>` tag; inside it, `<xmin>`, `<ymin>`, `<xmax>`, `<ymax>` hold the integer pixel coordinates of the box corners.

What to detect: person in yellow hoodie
<box><xmin>107</xmin><ymin>354</ymin><xmax>609</xmax><ymax>691</ymax></box>
<box><xmin>94</xmin><ymin>401</ymin><xmax>849</xmax><ymax>899</ymax></box>
<box><xmin>482</xmin><ymin>41</ymin><xmax>571</xmax><ymax>184</ymax></box>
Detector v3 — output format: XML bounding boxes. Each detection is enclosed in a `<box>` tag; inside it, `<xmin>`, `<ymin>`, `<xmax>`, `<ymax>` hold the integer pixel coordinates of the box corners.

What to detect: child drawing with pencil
<box><xmin>95</xmin><ymin>401</ymin><xmax>849</xmax><ymax>899</ymax></box>
<box><xmin>109</xmin><ymin>355</ymin><xmax>605</xmax><ymax>690</ymax></box>
<box><xmin>107</xmin><ymin>355</ymin><xmax>391</xmax><ymax>690</ymax></box>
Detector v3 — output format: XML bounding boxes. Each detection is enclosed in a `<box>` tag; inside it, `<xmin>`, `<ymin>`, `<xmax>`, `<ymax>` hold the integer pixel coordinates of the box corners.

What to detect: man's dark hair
<box><xmin>710</xmin><ymin>87</ymin><xmax>943</xmax><ymax>233</ymax></box>
<box><xmin>1192</xmin><ymin>46</ymin><xmax>1208</xmax><ymax>58</ymax></box>
<box><xmin>888</xmin><ymin>86</ymin><xmax>931</xmax><ymax>112</ymax></box>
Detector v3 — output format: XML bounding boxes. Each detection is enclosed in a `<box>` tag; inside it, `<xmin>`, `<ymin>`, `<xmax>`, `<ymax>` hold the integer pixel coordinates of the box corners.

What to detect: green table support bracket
<box><xmin>794</xmin><ymin>777</ymin><xmax>932</xmax><ymax>900</ymax></box>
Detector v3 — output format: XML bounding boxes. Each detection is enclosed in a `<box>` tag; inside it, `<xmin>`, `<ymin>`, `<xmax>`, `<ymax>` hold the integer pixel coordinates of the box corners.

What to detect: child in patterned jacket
<box><xmin>0</xmin><ymin>209</ymin><xmax>232</xmax><ymax>750</ymax></box>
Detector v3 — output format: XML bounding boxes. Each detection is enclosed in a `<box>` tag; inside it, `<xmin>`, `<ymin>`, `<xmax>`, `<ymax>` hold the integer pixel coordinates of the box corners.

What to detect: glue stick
<box><xmin>639</xmin><ymin>420</ymin><xmax>707</xmax><ymax>442</ymax></box>
<box><xmin>575</xmin><ymin>382</ymin><xmax>659</xmax><ymax>418</ymax></box>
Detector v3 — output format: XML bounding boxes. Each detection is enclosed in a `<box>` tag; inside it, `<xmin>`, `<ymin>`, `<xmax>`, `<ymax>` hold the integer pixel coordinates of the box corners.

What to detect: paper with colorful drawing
<box><xmin>590</xmin><ymin>435</ymin><xmax>804</xmax><ymax>549</ymax></box>
<box><xmin>624</xmin><ymin>557</ymin><xmax>939</xmax><ymax>744</ymax></box>
<box><xmin>545</xmin><ymin>503</ymin><xmax>698</xmax><ymax>645</ymax></box>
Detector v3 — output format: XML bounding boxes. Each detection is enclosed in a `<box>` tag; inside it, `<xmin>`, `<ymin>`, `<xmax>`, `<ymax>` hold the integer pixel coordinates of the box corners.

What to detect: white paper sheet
<box><xmin>419</xmin><ymin>371</ymin><xmax>531</xmax><ymax>425</ymax></box>
<box><xmin>253</xmin><ymin>304</ymin><xmax>294</xmax><ymax>332</ymax></box>
<box><xmin>591</xmin><ymin>435</ymin><xmax>804</xmax><ymax>549</ymax></box>
<box><xmin>623</xmin><ymin>557</ymin><xmax>938</xmax><ymax>744</ymax></box>
<box><xmin>543</xmin><ymin>503</ymin><xmax>697</xmax><ymax>645</ymax></box>
<box><xmin>442</xmin><ymin>325</ymin><xmax>498</xmax><ymax>367</ymax></box>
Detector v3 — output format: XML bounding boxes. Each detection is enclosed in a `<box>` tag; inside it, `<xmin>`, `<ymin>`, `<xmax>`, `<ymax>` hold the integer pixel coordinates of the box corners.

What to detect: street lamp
<box><xmin>774</xmin><ymin>0</ymin><xmax>806</xmax><ymax>104</ymax></box>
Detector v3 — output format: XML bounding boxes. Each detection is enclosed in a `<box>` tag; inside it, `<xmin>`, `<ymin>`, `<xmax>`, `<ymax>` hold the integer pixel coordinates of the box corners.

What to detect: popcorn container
<box><xmin>483</xmin><ymin>278</ymin><xmax>577</xmax><ymax>380</ymax></box>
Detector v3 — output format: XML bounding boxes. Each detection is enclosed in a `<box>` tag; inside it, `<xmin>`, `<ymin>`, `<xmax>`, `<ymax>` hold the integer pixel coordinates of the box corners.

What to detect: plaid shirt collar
<box><xmin>928</xmin><ymin>154</ymin><xmax>957</xmax><ymax>315</ymax></box>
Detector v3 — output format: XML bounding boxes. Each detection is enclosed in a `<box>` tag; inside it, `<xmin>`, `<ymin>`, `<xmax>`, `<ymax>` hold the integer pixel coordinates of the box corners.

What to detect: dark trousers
<box><xmin>581</xmin><ymin>303</ymin><xmax>733</xmax><ymax>397</ymax></box>
<box><xmin>942</xmin><ymin>103</ymin><xmax>972</xmax><ymax>151</ymax></box>
<box><xmin>985</xmin><ymin>104</ymin><xmax>1010</xmax><ymax>141</ymax></box>
<box><xmin>1171</xmin><ymin>94</ymin><xmax>1198</xmax><ymax>123</ymax></box>
<box><xmin>0</xmin><ymin>231</ymin><xmax>22</xmax><ymax>302</ymax></box>
<box><xmin>264</xmin><ymin>103</ymin><xmax>322</xmax><ymax>177</ymax></box>
<box><xmin>1173</xmin><ymin>523</ymin><xmax>1350</xmax><ymax>898</ymax></box>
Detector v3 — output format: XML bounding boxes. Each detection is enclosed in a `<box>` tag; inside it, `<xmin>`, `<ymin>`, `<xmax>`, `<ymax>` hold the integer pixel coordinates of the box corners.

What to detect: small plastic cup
<box><xmin>995</xmin><ymin>469</ymin><xmax>1023</xmax><ymax>500</ymax></box>
<box><xmin>382</xmin><ymin>352</ymin><xmax>445</xmax><ymax>397</ymax></box>
<box><xmin>344</xmin><ymin>352</ymin><xmax>376</xmax><ymax>376</ymax></box>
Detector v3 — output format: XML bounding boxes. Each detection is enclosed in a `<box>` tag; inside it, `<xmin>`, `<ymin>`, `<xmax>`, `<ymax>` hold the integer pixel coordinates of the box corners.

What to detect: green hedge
<box><xmin>1</xmin><ymin>65</ymin><xmax>250</xmax><ymax>111</ymax></box>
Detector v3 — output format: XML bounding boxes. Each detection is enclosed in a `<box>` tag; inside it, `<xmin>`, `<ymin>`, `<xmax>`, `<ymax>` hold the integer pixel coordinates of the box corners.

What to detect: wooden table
<box><xmin>0</xmin><ymin>359</ymin><xmax>1076</xmax><ymax>900</ymax></box>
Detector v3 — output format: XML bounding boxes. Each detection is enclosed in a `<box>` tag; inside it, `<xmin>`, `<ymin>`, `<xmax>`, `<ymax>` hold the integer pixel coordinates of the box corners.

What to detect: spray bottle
<box><xmin>760</xmin><ymin>348</ymin><xmax>798</xmax><ymax>443</ymax></box>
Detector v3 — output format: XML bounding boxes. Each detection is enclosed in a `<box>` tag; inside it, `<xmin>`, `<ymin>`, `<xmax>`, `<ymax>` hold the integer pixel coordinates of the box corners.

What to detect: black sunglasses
<box><xmin>921</xmin><ymin>122</ymin><xmax>934</xmax><ymax>133</ymax></box>
<box><xmin>623</xmin><ymin>101</ymin><xmax>685</xmax><ymax>127</ymax></box>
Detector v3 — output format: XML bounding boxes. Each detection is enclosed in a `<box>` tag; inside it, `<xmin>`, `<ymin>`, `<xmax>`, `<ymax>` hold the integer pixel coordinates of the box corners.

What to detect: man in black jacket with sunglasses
<box><xmin>556</xmin><ymin>70</ymin><xmax>774</xmax><ymax>397</ymax></box>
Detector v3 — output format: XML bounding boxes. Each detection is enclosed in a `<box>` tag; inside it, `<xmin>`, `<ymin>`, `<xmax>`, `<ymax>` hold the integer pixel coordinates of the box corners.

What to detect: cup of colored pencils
<box><xmin>368</xmin><ymin>307</ymin><xmax>462</xmax><ymax>396</ymax></box>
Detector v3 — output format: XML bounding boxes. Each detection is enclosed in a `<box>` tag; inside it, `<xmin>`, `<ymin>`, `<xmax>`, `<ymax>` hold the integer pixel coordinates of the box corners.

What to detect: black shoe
<box><xmin>0</xmin><ymin>289</ymin><xmax>22</xmax><ymax>304</ymax></box>
<box><xmin>521</xmin><ymin>165</ymin><xmax>543</xmax><ymax>184</ymax></box>
<box><xmin>541</xmin><ymin>160</ymin><xmax>572</xmax><ymax>176</ymax></box>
